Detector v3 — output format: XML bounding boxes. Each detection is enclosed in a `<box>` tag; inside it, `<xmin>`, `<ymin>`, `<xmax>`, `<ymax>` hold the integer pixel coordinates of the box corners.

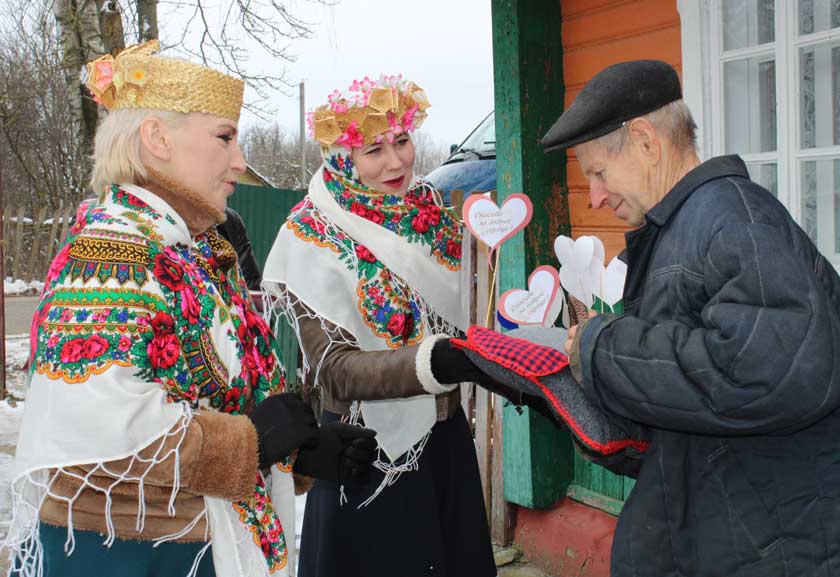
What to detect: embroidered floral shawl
<box><xmin>4</xmin><ymin>186</ymin><xmax>295</xmax><ymax>577</ymax></box>
<box><xmin>263</xmin><ymin>146</ymin><xmax>471</xmax><ymax>485</ymax></box>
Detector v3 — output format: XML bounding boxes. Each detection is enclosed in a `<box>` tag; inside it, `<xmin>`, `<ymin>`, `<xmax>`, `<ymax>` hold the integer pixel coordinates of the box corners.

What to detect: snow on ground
<box><xmin>0</xmin><ymin>336</ymin><xmax>28</xmax><ymax>564</ymax></box>
<box><xmin>0</xmin><ymin>335</ymin><xmax>308</xmax><ymax>572</ymax></box>
<box><xmin>3</xmin><ymin>279</ymin><xmax>43</xmax><ymax>296</ymax></box>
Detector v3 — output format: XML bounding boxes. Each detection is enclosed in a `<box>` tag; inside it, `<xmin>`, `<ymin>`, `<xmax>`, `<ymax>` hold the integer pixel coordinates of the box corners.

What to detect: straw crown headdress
<box><xmin>85</xmin><ymin>40</ymin><xmax>244</xmax><ymax>122</ymax></box>
<box><xmin>309</xmin><ymin>75</ymin><xmax>430</xmax><ymax>150</ymax></box>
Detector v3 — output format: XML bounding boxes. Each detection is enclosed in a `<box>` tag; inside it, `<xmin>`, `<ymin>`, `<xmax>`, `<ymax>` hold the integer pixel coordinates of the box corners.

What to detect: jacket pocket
<box><xmin>706</xmin><ymin>443</ymin><xmax>784</xmax><ymax>559</ymax></box>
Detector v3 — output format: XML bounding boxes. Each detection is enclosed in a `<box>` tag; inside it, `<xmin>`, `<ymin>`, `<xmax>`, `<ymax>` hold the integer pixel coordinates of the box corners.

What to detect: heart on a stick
<box><xmin>498</xmin><ymin>265</ymin><xmax>561</xmax><ymax>326</ymax></box>
<box><xmin>463</xmin><ymin>193</ymin><xmax>533</xmax><ymax>252</ymax></box>
<box><xmin>595</xmin><ymin>256</ymin><xmax>627</xmax><ymax>308</ymax></box>
<box><xmin>554</xmin><ymin>235</ymin><xmax>600</xmax><ymax>308</ymax></box>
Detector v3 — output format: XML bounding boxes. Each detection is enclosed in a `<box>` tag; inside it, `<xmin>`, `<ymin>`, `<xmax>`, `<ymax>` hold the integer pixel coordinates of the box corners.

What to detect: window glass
<box><xmin>723</xmin><ymin>0</ymin><xmax>775</xmax><ymax>50</ymax></box>
<box><xmin>836</xmin><ymin>47</ymin><xmax>840</xmax><ymax>145</ymax></box>
<box><xmin>799</xmin><ymin>0</ymin><xmax>840</xmax><ymax>35</ymax></box>
<box><xmin>801</xmin><ymin>159</ymin><xmax>840</xmax><ymax>252</ymax></box>
<box><xmin>724</xmin><ymin>57</ymin><xmax>777</xmax><ymax>153</ymax></box>
<box><xmin>746</xmin><ymin>162</ymin><xmax>779</xmax><ymax>196</ymax></box>
<box><xmin>457</xmin><ymin>111</ymin><xmax>495</xmax><ymax>156</ymax></box>
<box><xmin>800</xmin><ymin>43</ymin><xmax>840</xmax><ymax>148</ymax></box>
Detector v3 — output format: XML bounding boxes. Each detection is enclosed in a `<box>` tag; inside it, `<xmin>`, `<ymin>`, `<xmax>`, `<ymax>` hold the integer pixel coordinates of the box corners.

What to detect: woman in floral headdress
<box><xmin>2</xmin><ymin>41</ymin><xmax>377</xmax><ymax>577</ymax></box>
<box><xmin>262</xmin><ymin>76</ymin><xmax>496</xmax><ymax>577</ymax></box>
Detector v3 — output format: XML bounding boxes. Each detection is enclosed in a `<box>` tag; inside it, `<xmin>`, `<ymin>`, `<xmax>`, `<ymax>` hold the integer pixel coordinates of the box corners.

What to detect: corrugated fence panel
<box><xmin>229</xmin><ymin>184</ymin><xmax>306</xmax><ymax>388</ymax></box>
<box><xmin>228</xmin><ymin>184</ymin><xmax>306</xmax><ymax>276</ymax></box>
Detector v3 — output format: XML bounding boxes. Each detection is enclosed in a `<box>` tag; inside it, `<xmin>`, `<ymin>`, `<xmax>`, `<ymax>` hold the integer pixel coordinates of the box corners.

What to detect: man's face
<box><xmin>575</xmin><ymin>139</ymin><xmax>654</xmax><ymax>227</ymax></box>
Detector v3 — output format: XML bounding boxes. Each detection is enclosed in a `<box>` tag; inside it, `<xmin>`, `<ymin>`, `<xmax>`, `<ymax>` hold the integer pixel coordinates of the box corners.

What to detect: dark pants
<box><xmin>12</xmin><ymin>523</ymin><xmax>215</xmax><ymax>577</ymax></box>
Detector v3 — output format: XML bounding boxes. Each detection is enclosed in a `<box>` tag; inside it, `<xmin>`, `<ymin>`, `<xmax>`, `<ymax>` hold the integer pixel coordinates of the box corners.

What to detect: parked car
<box><xmin>426</xmin><ymin>111</ymin><xmax>496</xmax><ymax>205</ymax></box>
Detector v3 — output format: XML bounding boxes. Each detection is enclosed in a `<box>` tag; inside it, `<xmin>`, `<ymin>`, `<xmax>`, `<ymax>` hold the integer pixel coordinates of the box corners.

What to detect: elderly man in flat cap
<box><xmin>546</xmin><ymin>60</ymin><xmax>840</xmax><ymax>577</ymax></box>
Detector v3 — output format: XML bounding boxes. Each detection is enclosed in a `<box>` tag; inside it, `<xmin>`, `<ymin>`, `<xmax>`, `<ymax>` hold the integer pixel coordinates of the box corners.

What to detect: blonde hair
<box><xmin>89</xmin><ymin>108</ymin><xmax>185</xmax><ymax>193</ymax></box>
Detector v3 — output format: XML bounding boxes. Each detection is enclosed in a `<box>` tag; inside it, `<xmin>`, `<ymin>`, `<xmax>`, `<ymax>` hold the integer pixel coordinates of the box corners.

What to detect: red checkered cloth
<box><xmin>453</xmin><ymin>325</ymin><xmax>649</xmax><ymax>456</ymax></box>
<box><xmin>451</xmin><ymin>325</ymin><xmax>569</xmax><ymax>378</ymax></box>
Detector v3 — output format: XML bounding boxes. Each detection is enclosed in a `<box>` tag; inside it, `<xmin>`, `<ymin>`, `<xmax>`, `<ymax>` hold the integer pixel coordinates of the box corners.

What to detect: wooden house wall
<box><xmin>562</xmin><ymin>0</ymin><xmax>683</xmax><ymax>260</ymax></box>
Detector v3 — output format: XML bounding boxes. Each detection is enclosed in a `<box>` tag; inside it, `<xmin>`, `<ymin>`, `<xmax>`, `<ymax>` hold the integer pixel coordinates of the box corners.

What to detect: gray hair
<box><xmin>89</xmin><ymin>108</ymin><xmax>185</xmax><ymax>194</ymax></box>
<box><xmin>596</xmin><ymin>99</ymin><xmax>697</xmax><ymax>156</ymax></box>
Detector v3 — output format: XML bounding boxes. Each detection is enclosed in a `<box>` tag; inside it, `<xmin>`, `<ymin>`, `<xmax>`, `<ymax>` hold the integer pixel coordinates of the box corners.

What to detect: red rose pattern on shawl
<box><xmin>30</xmin><ymin>186</ymin><xmax>290</xmax><ymax>572</ymax></box>
<box><xmin>287</xmin><ymin>170</ymin><xmax>462</xmax><ymax>348</ymax></box>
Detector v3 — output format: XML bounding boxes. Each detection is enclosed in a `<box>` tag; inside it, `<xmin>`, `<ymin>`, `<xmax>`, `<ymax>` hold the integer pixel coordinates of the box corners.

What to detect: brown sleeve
<box><xmin>568</xmin><ymin>317</ymin><xmax>590</xmax><ymax>385</ymax></box>
<box><xmin>296</xmin><ymin>305</ymin><xmax>428</xmax><ymax>402</ymax></box>
<box><xmin>81</xmin><ymin>411</ymin><xmax>259</xmax><ymax>503</ymax></box>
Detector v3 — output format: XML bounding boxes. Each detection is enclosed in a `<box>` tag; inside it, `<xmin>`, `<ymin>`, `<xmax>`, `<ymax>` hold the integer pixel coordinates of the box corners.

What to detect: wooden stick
<box><xmin>484</xmin><ymin>248</ymin><xmax>500</xmax><ymax>328</ymax></box>
<box><xmin>600</xmin><ymin>270</ymin><xmax>604</xmax><ymax>314</ymax></box>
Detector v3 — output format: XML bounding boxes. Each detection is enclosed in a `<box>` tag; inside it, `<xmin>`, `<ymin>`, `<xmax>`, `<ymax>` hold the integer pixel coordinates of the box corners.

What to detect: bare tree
<box><xmin>411</xmin><ymin>131</ymin><xmax>449</xmax><ymax>177</ymax></box>
<box><xmin>0</xmin><ymin>0</ymin><xmax>88</xmax><ymax>212</ymax></box>
<box><xmin>0</xmin><ymin>0</ymin><xmax>337</xmax><ymax>210</ymax></box>
<box><xmin>136</xmin><ymin>0</ymin><xmax>155</xmax><ymax>42</ymax></box>
<box><xmin>240</xmin><ymin>122</ymin><xmax>452</xmax><ymax>190</ymax></box>
<box><xmin>240</xmin><ymin>122</ymin><xmax>321</xmax><ymax>190</ymax></box>
<box><xmin>53</xmin><ymin>0</ymin><xmax>106</xmax><ymax>168</ymax></box>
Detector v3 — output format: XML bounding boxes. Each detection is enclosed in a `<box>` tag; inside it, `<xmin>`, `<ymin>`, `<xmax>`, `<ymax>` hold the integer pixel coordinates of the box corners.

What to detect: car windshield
<box><xmin>456</xmin><ymin>111</ymin><xmax>495</xmax><ymax>157</ymax></box>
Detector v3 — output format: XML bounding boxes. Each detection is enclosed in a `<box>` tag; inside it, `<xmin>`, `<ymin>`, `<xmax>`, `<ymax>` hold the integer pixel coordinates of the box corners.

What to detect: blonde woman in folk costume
<box><xmin>263</xmin><ymin>76</ymin><xmax>497</xmax><ymax>577</ymax></box>
<box><xmin>3</xmin><ymin>41</ymin><xmax>376</xmax><ymax>577</ymax></box>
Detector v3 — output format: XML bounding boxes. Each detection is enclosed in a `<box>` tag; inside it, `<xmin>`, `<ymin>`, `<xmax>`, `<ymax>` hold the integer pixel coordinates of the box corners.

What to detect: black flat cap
<box><xmin>541</xmin><ymin>60</ymin><xmax>681</xmax><ymax>152</ymax></box>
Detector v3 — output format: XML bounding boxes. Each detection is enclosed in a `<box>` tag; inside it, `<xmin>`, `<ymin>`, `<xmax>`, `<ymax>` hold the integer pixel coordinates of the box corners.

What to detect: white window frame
<box><xmin>678</xmin><ymin>0</ymin><xmax>840</xmax><ymax>262</ymax></box>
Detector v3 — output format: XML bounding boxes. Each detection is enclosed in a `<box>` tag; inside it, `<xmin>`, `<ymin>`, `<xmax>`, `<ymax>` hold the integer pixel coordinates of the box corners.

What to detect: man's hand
<box><xmin>565</xmin><ymin>310</ymin><xmax>598</xmax><ymax>354</ymax></box>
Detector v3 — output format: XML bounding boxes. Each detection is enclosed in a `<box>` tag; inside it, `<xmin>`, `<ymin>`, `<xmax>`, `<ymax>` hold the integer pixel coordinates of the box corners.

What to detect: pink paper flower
<box><xmin>328</xmin><ymin>89</ymin><xmax>348</xmax><ymax>113</ymax></box>
<box><xmin>92</xmin><ymin>60</ymin><xmax>113</xmax><ymax>91</ymax></box>
<box><xmin>335</xmin><ymin>121</ymin><xmax>364</xmax><ymax>150</ymax></box>
<box><xmin>402</xmin><ymin>104</ymin><xmax>419</xmax><ymax>132</ymax></box>
<box><xmin>305</xmin><ymin>112</ymin><xmax>315</xmax><ymax>137</ymax></box>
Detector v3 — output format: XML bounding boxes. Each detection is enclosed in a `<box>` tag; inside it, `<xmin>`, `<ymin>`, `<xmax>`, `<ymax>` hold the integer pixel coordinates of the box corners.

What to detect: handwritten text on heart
<box><xmin>463</xmin><ymin>193</ymin><xmax>533</xmax><ymax>251</ymax></box>
<box><xmin>498</xmin><ymin>266</ymin><xmax>561</xmax><ymax>326</ymax></box>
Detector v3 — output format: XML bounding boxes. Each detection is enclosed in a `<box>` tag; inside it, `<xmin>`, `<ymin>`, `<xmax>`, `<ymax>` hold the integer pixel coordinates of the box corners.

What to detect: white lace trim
<box><xmin>3</xmin><ymin>404</ymin><xmax>199</xmax><ymax>575</ymax></box>
<box><xmin>263</xmin><ymin>283</ymin><xmax>455</xmax><ymax>509</ymax></box>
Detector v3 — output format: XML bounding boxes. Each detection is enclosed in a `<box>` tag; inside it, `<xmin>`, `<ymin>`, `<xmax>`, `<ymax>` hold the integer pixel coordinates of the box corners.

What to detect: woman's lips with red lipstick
<box><xmin>383</xmin><ymin>176</ymin><xmax>405</xmax><ymax>188</ymax></box>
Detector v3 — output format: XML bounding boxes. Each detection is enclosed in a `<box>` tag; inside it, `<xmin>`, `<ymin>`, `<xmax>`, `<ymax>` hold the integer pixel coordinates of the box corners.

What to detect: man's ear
<box><xmin>627</xmin><ymin>117</ymin><xmax>661</xmax><ymax>165</ymax></box>
<box><xmin>139</xmin><ymin>117</ymin><xmax>172</xmax><ymax>162</ymax></box>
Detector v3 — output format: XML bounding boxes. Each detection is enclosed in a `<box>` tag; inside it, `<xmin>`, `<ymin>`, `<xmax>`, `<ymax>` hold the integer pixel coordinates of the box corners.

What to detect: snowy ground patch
<box><xmin>3</xmin><ymin>279</ymin><xmax>43</xmax><ymax>297</ymax></box>
<box><xmin>0</xmin><ymin>336</ymin><xmax>28</xmax><ymax>573</ymax></box>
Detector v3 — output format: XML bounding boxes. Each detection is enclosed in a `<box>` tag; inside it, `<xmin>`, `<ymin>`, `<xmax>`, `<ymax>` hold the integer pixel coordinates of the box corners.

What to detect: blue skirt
<box><xmin>12</xmin><ymin>523</ymin><xmax>215</xmax><ymax>577</ymax></box>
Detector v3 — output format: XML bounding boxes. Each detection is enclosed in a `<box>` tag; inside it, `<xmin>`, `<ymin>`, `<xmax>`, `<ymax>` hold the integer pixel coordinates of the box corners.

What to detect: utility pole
<box><xmin>299</xmin><ymin>81</ymin><xmax>306</xmax><ymax>190</ymax></box>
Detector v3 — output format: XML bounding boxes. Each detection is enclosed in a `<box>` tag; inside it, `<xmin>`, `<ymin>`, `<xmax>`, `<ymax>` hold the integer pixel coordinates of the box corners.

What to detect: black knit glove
<box><xmin>293</xmin><ymin>422</ymin><xmax>378</xmax><ymax>487</ymax></box>
<box><xmin>430</xmin><ymin>338</ymin><xmax>489</xmax><ymax>384</ymax></box>
<box><xmin>248</xmin><ymin>393</ymin><xmax>319</xmax><ymax>469</ymax></box>
<box><xmin>431</xmin><ymin>339</ymin><xmax>560</xmax><ymax>420</ymax></box>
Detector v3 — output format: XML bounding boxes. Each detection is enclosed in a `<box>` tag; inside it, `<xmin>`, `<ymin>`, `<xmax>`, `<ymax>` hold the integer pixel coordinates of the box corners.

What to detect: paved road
<box><xmin>4</xmin><ymin>296</ymin><xmax>38</xmax><ymax>336</ymax></box>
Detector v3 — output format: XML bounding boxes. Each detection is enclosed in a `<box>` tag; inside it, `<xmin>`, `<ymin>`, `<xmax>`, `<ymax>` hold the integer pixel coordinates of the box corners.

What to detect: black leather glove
<box><xmin>248</xmin><ymin>393</ymin><xmax>319</xmax><ymax>469</ymax></box>
<box><xmin>293</xmin><ymin>422</ymin><xmax>378</xmax><ymax>487</ymax></box>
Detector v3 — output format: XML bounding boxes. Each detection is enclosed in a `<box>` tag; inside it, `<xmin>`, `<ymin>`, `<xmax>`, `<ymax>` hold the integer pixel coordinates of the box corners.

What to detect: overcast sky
<box><xmin>226</xmin><ymin>0</ymin><xmax>496</xmax><ymax>149</ymax></box>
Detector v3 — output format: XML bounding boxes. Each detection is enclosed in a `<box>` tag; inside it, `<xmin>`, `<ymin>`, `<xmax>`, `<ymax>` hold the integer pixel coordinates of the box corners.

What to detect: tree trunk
<box><xmin>54</xmin><ymin>0</ymin><xmax>105</xmax><ymax>193</ymax></box>
<box><xmin>100</xmin><ymin>1</ymin><xmax>125</xmax><ymax>56</ymax></box>
<box><xmin>137</xmin><ymin>0</ymin><xmax>158</xmax><ymax>43</ymax></box>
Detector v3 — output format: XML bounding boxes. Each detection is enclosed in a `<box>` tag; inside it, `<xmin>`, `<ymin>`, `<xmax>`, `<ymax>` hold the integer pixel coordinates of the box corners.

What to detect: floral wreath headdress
<box><xmin>85</xmin><ymin>40</ymin><xmax>244</xmax><ymax>122</ymax></box>
<box><xmin>309</xmin><ymin>75</ymin><xmax>430</xmax><ymax>151</ymax></box>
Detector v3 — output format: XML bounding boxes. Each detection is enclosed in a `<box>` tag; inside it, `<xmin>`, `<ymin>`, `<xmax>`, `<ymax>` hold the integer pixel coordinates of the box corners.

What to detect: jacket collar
<box><xmin>114</xmin><ymin>184</ymin><xmax>195</xmax><ymax>248</ymax></box>
<box><xmin>645</xmin><ymin>155</ymin><xmax>749</xmax><ymax>227</ymax></box>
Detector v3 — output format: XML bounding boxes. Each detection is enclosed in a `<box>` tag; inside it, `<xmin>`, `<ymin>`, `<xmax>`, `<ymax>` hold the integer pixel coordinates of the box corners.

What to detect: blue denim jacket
<box><xmin>578</xmin><ymin>155</ymin><xmax>840</xmax><ymax>577</ymax></box>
